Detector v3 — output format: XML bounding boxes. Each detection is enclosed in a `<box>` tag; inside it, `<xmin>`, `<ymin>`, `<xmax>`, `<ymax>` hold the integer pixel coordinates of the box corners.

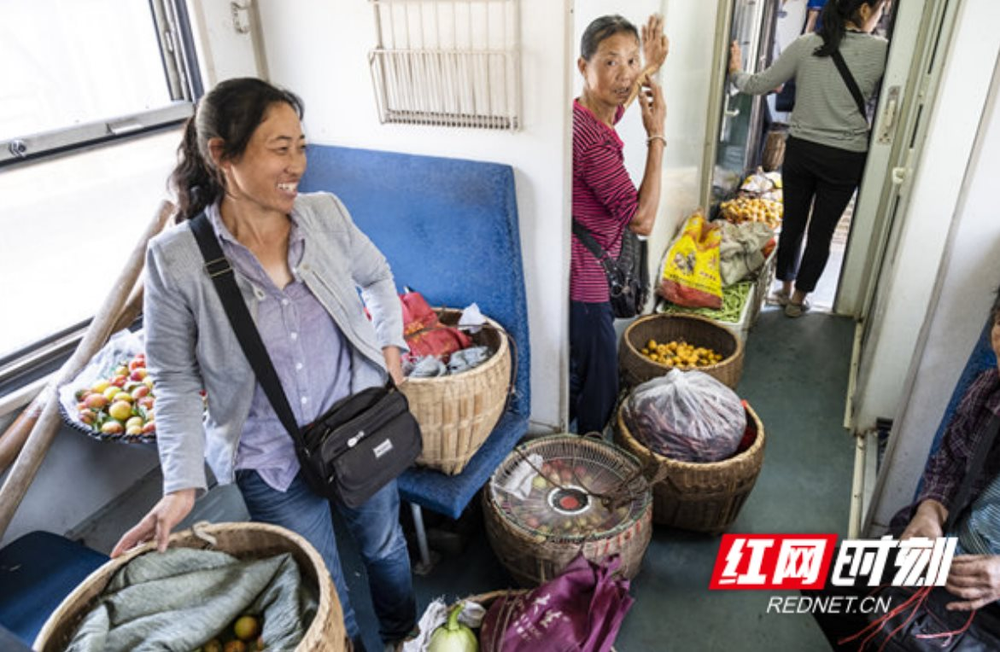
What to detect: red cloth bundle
<box><xmin>400</xmin><ymin>291</ymin><xmax>471</xmax><ymax>362</ymax></box>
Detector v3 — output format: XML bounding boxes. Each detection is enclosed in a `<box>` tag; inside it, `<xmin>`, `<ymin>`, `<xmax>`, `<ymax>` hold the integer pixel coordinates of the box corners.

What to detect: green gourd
<box><xmin>427</xmin><ymin>602</ymin><xmax>479</xmax><ymax>652</ymax></box>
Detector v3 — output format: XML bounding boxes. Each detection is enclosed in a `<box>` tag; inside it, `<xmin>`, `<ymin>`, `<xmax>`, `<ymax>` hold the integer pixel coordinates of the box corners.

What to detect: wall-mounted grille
<box><xmin>368</xmin><ymin>0</ymin><xmax>521</xmax><ymax>130</ymax></box>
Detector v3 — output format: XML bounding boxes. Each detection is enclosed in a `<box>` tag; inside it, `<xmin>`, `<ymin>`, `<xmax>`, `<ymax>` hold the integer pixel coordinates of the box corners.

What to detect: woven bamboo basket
<box><xmin>619</xmin><ymin>313</ymin><xmax>744</xmax><ymax>389</ymax></box>
<box><xmin>483</xmin><ymin>434</ymin><xmax>652</xmax><ymax>587</ymax></box>
<box><xmin>33</xmin><ymin>522</ymin><xmax>348</xmax><ymax>652</ymax></box>
<box><xmin>762</xmin><ymin>127</ymin><xmax>788</xmax><ymax>172</ymax></box>
<box><xmin>402</xmin><ymin>309</ymin><xmax>512</xmax><ymax>475</ymax></box>
<box><xmin>615</xmin><ymin>403</ymin><xmax>766</xmax><ymax>535</ymax></box>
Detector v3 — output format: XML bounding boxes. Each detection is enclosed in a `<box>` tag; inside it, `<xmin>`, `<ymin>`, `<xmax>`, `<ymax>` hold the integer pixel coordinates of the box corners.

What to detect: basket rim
<box><xmin>32</xmin><ymin>521</ymin><xmax>334</xmax><ymax>650</ymax></box>
<box><xmin>486</xmin><ymin>434</ymin><xmax>651</xmax><ymax>542</ymax></box>
<box><xmin>402</xmin><ymin>312</ymin><xmax>510</xmax><ymax>385</ymax></box>
<box><xmin>617</xmin><ymin>402</ymin><xmax>765</xmax><ymax>471</ymax></box>
<box><xmin>621</xmin><ymin>313</ymin><xmax>745</xmax><ymax>374</ymax></box>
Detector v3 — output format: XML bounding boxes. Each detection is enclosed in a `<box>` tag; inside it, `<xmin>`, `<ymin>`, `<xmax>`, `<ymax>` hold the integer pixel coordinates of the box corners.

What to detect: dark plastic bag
<box><xmin>479</xmin><ymin>554</ymin><xmax>633</xmax><ymax>652</ymax></box>
<box><xmin>623</xmin><ymin>369</ymin><xmax>746</xmax><ymax>463</ymax></box>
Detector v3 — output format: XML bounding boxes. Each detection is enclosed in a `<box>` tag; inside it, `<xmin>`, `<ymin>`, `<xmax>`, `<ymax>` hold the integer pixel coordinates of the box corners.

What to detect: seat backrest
<box><xmin>300</xmin><ymin>145</ymin><xmax>531</xmax><ymax>417</ymax></box>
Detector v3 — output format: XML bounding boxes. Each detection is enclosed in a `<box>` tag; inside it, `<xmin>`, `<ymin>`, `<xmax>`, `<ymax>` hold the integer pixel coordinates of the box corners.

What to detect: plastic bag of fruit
<box><xmin>57</xmin><ymin>328</ymin><xmax>158</xmax><ymax>441</ymax></box>
<box><xmin>623</xmin><ymin>369</ymin><xmax>746</xmax><ymax>463</ymax></box>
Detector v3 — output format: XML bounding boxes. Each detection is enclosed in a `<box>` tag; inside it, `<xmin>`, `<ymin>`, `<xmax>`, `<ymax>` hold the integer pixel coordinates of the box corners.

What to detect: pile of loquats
<box><xmin>640</xmin><ymin>339</ymin><xmax>724</xmax><ymax>368</ymax></box>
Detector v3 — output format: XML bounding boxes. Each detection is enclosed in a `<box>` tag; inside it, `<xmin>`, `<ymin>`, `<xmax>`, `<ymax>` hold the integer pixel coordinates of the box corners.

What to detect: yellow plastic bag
<box><xmin>659</xmin><ymin>211</ymin><xmax>723</xmax><ymax>309</ymax></box>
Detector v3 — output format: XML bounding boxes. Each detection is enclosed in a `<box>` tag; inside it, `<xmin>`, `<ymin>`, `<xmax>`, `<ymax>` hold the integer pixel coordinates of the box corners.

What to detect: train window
<box><xmin>0</xmin><ymin>0</ymin><xmax>200</xmax><ymax>380</ymax></box>
<box><xmin>0</xmin><ymin>0</ymin><xmax>200</xmax><ymax>165</ymax></box>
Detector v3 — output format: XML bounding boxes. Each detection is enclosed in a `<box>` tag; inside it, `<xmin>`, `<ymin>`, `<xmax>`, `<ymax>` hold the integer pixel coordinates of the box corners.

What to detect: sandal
<box><xmin>784</xmin><ymin>299</ymin><xmax>811</xmax><ymax>318</ymax></box>
<box><xmin>772</xmin><ymin>289</ymin><xmax>791</xmax><ymax>306</ymax></box>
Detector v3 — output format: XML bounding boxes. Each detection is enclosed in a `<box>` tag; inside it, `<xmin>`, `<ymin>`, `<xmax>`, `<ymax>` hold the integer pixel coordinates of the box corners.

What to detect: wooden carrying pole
<box><xmin>0</xmin><ymin>281</ymin><xmax>147</xmax><ymax>476</ymax></box>
<box><xmin>0</xmin><ymin>200</ymin><xmax>174</xmax><ymax>540</ymax></box>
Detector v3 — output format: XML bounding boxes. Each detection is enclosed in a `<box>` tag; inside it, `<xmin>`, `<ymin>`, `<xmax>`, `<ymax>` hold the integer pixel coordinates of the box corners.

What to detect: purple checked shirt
<box><xmin>207</xmin><ymin>205</ymin><xmax>352</xmax><ymax>492</ymax></box>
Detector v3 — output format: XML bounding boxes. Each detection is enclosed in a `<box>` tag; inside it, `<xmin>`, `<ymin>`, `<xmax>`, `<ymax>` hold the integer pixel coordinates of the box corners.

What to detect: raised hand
<box><xmin>729</xmin><ymin>40</ymin><xmax>743</xmax><ymax>75</ymax></box>
<box><xmin>642</xmin><ymin>14</ymin><xmax>669</xmax><ymax>73</ymax></box>
<box><xmin>639</xmin><ymin>78</ymin><xmax>667</xmax><ymax>139</ymax></box>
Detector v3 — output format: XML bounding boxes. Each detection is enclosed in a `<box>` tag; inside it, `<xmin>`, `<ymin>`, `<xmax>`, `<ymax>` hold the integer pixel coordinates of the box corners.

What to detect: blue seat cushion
<box><xmin>0</xmin><ymin>531</ymin><xmax>108</xmax><ymax>645</ymax></box>
<box><xmin>399</xmin><ymin>411</ymin><xmax>529</xmax><ymax>519</ymax></box>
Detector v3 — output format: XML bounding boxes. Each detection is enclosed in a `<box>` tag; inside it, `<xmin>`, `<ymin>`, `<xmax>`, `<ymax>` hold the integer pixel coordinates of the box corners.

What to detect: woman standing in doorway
<box><xmin>571</xmin><ymin>14</ymin><xmax>667</xmax><ymax>434</ymax></box>
<box><xmin>729</xmin><ymin>0</ymin><xmax>889</xmax><ymax>317</ymax></box>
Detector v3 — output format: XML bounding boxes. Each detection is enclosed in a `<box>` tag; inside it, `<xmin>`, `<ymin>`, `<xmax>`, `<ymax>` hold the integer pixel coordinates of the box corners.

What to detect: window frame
<box><xmin>0</xmin><ymin>0</ymin><xmax>202</xmax><ymax>167</ymax></box>
<box><xmin>0</xmin><ymin>0</ymin><xmax>202</xmax><ymax>401</ymax></box>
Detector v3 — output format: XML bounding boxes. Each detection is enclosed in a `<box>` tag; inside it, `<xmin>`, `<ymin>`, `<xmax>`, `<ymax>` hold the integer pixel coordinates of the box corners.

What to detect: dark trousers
<box><xmin>569</xmin><ymin>301</ymin><xmax>618</xmax><ymax>435</ymax></box>
<box><xmin>777</xmin><ymin>136</ymin><xmax>868</xmax><ymax>293</ymax></box>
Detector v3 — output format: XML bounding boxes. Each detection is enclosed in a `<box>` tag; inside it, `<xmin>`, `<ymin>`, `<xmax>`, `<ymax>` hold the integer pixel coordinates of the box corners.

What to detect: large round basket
<box><xmin>483</xmin><ymin>434</ymin><xmax>652</xmax><ymax>587</ymax></box>
<box><xmin>33</xmin><ymin>522</ymin><xmax>348</xmax><ymax>652</ymax></box>
<box><xmin>402</xmin><ymin>309</ymin><xmax>512</xmax><ymax>475</ymax></box>
<box><xmin>615</xmin><ymin>403</ymin><xmax>765</xmax><ymax>535</ymax></box>
<box><xmin>620</xmin><ymin>313</ymin><xmax>744</xmax><ymax>389</ymax></box>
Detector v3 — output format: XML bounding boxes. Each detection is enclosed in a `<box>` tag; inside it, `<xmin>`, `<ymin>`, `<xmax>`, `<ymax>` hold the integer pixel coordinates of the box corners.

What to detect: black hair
<box><xmin>580</xmin><ymin>14</ymin><xmax>639</xmax><ymax>61</ymax></box>
<box><xmin>171</xmin><ymin>77</ymin><xmax>304</xmax><ymax>221</ymax></box>
<box><xmin>814</xmin><ymin>0</ymin><xmax>885</xmax><ymax>57</ymax></box>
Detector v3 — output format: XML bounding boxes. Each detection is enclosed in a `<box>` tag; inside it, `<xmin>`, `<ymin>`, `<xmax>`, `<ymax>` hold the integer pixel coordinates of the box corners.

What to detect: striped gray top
<box><xmin>733</xmin><ymin>31</ymin><xmax>888</xmax><ymax>152</ymax></box>
<box><xmin>956</xmin><ymin>470</ymin><xmax>1000</xmax><ymax>555</ymax></box>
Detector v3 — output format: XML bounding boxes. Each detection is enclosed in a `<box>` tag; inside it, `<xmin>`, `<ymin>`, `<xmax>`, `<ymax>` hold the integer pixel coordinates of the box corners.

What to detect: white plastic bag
<box><xmin>623</xmin><ymin>369</ymin><xmax>746</xmax><ymax>462</ymax></box>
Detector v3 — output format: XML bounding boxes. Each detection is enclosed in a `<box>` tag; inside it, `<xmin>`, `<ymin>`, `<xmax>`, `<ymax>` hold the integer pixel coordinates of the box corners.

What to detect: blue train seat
<box><xmin>300</xmin><ymin>146</ymin><xmax>532</xmax><ymax>567</ymax></box>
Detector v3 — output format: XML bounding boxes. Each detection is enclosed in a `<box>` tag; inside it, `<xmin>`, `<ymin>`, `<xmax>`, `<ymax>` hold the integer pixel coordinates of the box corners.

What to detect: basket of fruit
<box><xmin>619</xmin><ymin>314</ymin><xmax>744</xmax><ymax>390</ymax></box>
<box><xmin>401</xmin><ymin>308</ymin><xmax>512</xmax><ymax>475</ymax></box>
<box><xmin>615</xmin><ymin>402</ymin><xmax>766</xmax><ymax>534</ymax></box>
<box><xmin>57</xmin><ymin>330</ymin><xmax>159</xmax><ymax>443</ymax></box>
<box><xmin>483</xmin><ymin>434</ymin><xmax>652</xmax><ymax>587</ymax></box>
<box><xmin>33</xmin><ymin>522</ymin><xmax>348</xmax><ymax>652</ymax></box>
<box><xmin>719</xmin><ymin>195</ymin><xmax>783</xmax><ymax>229</ymax></box>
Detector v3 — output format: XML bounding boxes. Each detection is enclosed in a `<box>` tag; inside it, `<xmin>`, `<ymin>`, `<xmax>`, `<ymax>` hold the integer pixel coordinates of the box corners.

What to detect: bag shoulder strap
<box><xmin>572</xmin><ymin>218</ymin><xmax>622</xmax><ymax>280</ymax></box>
<box><xmin>188</xmin><ymin>214</ymin><xmax>306</xmax><ymax>448</ymax></box>
<box><xmin>830</xmin><ymin>49</ymin><xmax>868</xmax><ymax>121</ymax></box>
<box><xmin>944</xmin><ymin>412</ymin><xmax>1000</xmax><ymax>532</ymax></box>
<box><xmin>571</xmin><ymin>219</ymin><xmax>611</xmax><ymax>262</ymax></box>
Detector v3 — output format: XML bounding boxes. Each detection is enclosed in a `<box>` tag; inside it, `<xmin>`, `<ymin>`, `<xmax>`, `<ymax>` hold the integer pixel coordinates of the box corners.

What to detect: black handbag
<box><xmin>846</xmin><ymin>586</ymin><xmax>1000</xmax><ymax>651</ymax></box>
<box><xmin>189</xmin><ymin>213</ymin><xmax>422</xmax><ymax>508</ymax></box>
<box><xmin>775</xmin><ymin>77</ymin><xmax>796</xmax><ymax>112</ymax></box>
<box><xmin>572</xmin><ymin>219</ymin><xmax>649</xmax><ymax>319</ymax></box>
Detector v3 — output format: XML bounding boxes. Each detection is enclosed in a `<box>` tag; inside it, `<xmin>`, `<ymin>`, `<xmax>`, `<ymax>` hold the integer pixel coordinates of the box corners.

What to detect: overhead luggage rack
<box><xmin>368</xmin><ymin>0</ymin><xmax>522</xmax><ymax>130</ymax></box>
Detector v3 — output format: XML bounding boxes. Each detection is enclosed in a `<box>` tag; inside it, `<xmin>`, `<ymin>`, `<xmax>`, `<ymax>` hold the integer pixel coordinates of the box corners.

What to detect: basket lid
<box><xmin>488</xmin><ymin>434</ymin><xmax>650</xmax><ymax>542</ymax></box>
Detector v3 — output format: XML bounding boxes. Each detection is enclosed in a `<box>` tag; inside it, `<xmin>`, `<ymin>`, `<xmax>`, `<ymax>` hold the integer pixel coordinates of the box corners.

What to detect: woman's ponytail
<box><xmin>814</xmin><ymin>0</ymin><xmax>881</xmax><ymax>57</ymax></box>
<box><xmin>814</xmin><ymin>1</ymin><xmax>849</xmax><ymax>57</ymax></box>
<box><xmin>170</xmin><ymin>115</ymin><xmax>222</xmax><ymax>221</ymax></box>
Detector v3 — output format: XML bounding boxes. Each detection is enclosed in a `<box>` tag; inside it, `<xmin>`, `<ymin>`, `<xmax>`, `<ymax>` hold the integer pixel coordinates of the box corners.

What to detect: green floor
<box><xmin>346</xmin><ymin>306</ymin><xmax>857</xmax><ymax>651</ymax></box>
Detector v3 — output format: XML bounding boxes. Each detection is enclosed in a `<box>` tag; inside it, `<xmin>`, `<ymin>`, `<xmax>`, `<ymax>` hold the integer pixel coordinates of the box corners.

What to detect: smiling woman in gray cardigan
<box><xmin>729</xmin><ymin>0</ymin><xmax>889</xmax><ymax>318</ymax></box>
<box><xmin>111</xmin><ymin>78</ymin><xmax>416</xmax><ymax>652</ymax></box>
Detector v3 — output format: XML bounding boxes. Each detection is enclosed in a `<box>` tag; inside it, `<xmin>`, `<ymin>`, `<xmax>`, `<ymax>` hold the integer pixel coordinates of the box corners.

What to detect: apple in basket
<box><xmin>74</xmin><ymin>351</ymin><xmax>157</xmax><ymax>439</ymax></box>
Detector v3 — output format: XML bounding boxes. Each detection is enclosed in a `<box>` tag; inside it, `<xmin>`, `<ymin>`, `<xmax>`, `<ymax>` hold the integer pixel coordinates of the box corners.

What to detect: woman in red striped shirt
<box><xmin>571</xmin><ymin>14</ymin><xmax>667</xmax><ymax>434</ymax></box>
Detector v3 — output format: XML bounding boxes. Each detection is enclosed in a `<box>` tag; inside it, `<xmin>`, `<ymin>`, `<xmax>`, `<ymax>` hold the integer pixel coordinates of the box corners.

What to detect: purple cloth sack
<box><xmin>479</xmin><ymin>554</ymin><xmax>634</xmax><ymax>652</ymax></box>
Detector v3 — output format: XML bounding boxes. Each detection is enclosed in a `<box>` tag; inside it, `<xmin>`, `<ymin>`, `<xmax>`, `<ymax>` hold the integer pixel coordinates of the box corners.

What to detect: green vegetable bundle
<box><xmin>659</xmin><ymin>281</ymin><xmax>752</xmax><ymax>324</ymax></box>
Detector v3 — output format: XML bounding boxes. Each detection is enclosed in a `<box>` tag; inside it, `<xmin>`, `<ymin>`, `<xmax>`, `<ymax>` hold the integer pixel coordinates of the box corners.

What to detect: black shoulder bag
<box><xmin>572</xmin><ymin>220</ymin><xmax>649</xmax><ymax>319</ymax></box>
<box><xmin>830</xmin><ymin>49</ymin><xmax>869</xmax><ymax>122</ymax></box>
<box><xmin>188</xmin><ymin>213</ymin><xmax>421</xmax><ymax>508</ymax></box>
